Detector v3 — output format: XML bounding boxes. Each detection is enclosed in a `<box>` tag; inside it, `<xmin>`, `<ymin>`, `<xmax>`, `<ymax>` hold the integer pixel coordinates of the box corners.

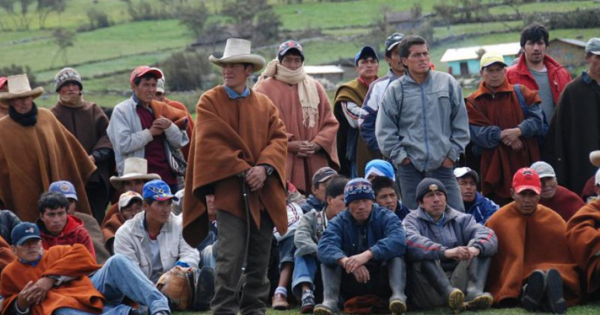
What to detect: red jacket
<box><xmin>506</xmin><ymin>54</ymin><xmax>572</xmax><ymax>104</ymax></box>
<box><xmin>38</xmin><ymin>215</ymin><xmax>96</xmax><ymax>261</ymax></box>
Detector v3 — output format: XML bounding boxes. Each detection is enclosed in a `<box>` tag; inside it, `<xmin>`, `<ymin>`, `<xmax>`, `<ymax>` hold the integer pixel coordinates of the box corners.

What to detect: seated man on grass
<box><xmin>453</xmin><ymin>167</ymin><xmax>498</xmax><ymax>224</ymax></box>
<box><xmin>371</xmin><ymin>176</ymin><xmax>410</xmax><ymax>220</ymax></box>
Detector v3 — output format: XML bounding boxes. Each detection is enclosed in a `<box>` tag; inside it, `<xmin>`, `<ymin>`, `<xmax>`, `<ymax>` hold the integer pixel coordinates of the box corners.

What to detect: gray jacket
<box><xmin>376</xmin><ymin>71</ymin><xmax>470</xmax><ymax>172</ymax></box>
<box><xmin>107</xmin><ymin>97</ymin><xmax>189</xmax><ymax>175</ymax></box>
<box><xmin>403</xmin><ymin>206</ymin><xmax>497</xmax><ymax>263</ymax></box>
<box><xmin>294</xmin><ymin>209</ymin><xmax>328</xmax><ymax>257</ymax></box>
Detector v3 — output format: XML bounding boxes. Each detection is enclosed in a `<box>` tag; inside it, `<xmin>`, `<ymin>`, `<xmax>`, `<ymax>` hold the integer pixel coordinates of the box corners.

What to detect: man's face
<box><xmin>280</xmin><ymin>53</ymin><xmax>303</xmax><ymax>71</ymax></box>
<box><xmin>540</xmin><ymin>177</ymin><xmax>558</xmax><ymax>200</ymax></box>
<box><xmin>131</xmin><ymin>77</ymin><xmax>157</xmax><ymax>105</ymax></box>
<box><xmin>375</xmin><ymin>187</ymin><xmax>398</xmax><ymax>211</ymax></box>
<box><xmin>326</xmin><ymin>194</ymin><xmax>346</xmax><ymax>217</ymax></box>
<box><xmin>355</xmin><ymin>57</ymin><xmax>379</xmax><ymax>81</ymax></box>
<box><xmin>206</xmin><ymin>194</ymin><xmax>217</xmax><ymax>217</ymax></box>
<box><xmin>40</xmin><ymin>207</ymin><xmax>68</xmax><ymax>236</ymax></box>
<box><xmin>155</xmin><ymin>91</ymin><xmax>165</xmax><ymax>102</ymax></box>
<box><xmin>67</xmin><ymin>199</ymin><xmax>77</xmax><ymax>214</ymax></box>
<box><xmin>512</xmin><ymin>189</ymin><xmax>541</xmax><ymax>215</ymax></box>
<box><xmin>12</xmin><ymin>239</ymin><xmax>43</xmax><ymax>262</ymax></box>
<box><xmin>9</xmin><ymin>96</ymin><xmax>33</xmax><ymax>114</ymax></box>
<box><xmin>523</xmin><ymin>39</ymin><xmax>547</xmax><ymax>65</ymax></box>
<box><xmin>385</xmin><ymin>45</ymin><xmax>404</xmax><ymax>76</ymax></box>
<box><xmin>121</xmin><ymin>200</ymin><xmax>143</xmax><ymax>220</ymax></box>
<box><xmin>58</xmin><ymin>82</ymin><xmax>81</xmax><ymax>97</ymax></box>
<box><xmin>586</xmin><ymin>54</ymin><xmax>600</xmax><ymax>78</ymax></box>
<box><xmin>144</xmin><ymin>199</ymin><xmax>172</xmax><ymax>225</ymax></box>
<box><xmin>312</xmin><ymin>178</ymin><xmax>332</xmax><ymax>202</ymax></box>
<box><xmin>402</xmin><ymin>44</ymin><xmax>430</xmax><ymax>76</ymax></box>
<box><xmin>481</xmin><ymin>64</ymin><xmax>506</xmax><ymax>90</ymax></box>
<box><xmin>458</xmin><ymin>176</ymin><xmax>477</xmax><ymax>203</ymax></box>
<box><xmin>348</xmin><ymin>199</ymin><xmax>374</xmax><ymax>223</ymax></box>
<box><xmin>222</xmin><ymin>63</ymin><xmax>252</xmax><ymax>90</ymax></box>
<box><xmin>419</xmin><ymin>191</ymin><xmax>447</xmax><ymax>220</ymax></box>
<box><xmin>123</xmin><ymin>179</ymin><xmax>146</xmax><ymax>194</ymax></box>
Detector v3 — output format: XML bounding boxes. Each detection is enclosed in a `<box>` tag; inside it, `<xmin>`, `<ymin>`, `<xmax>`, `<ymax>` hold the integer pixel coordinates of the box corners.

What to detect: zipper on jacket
<box><xmin>420</xmin><ymin>84</ymin><xmax>430</xmax><ymax>170</ymax></box>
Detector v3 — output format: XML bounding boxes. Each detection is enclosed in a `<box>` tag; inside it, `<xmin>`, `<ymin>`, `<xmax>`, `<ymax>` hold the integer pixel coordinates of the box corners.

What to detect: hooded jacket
<box><xmin>38</xmin><ymin>215</ymin><xmax>96</xmax><ymax>260</ymax></box>
<box><xmin>465</xmin><ymin>192</ymin><xmax>499</xmax><ymax>224</ymax></box>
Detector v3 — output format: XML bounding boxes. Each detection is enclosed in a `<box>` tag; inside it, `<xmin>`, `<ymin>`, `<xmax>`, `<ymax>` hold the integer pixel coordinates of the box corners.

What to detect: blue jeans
<box><xmin>201</xmin><ymin>243</ymin><xmax>217</xmax><ymax>269</ymax></box>
<box><xmin>398</xmin><ymin>162</ymin><xmax>465</xmax><ymax>212</ymax></box>
<box><xmin>54</xmin><ymin>255</ymin><xmax>170</xmax><ymax>315</ymax></box>
<box><xmin>291</xmin><ymin>254</ymin><xmax>318</xmax><ymax>298</ymax></box>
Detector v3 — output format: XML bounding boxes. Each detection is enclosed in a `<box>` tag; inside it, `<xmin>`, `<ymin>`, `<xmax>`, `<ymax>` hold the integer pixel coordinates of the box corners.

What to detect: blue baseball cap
<box><xmin>48</xmin><ymin>180</ymin><xmax>78</xmax><ymax>201</ymax></box>
<box><xmin>354</xmin><ymin>46</ymin><xmax>378</xmax><ymax>66</ymax></box>
<box><xmin>11</xmin><ymin>222</ymin><xmax>41</xmax><ymax>246</ymax></box>
<box><xmin>143</xmin><ymin>179</ymin><xmax>178</xmax><ymax>202</ymax></box>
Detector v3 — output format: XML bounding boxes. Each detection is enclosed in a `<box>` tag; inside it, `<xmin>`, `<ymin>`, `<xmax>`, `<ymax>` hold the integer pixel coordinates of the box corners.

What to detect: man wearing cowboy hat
<box><xmin>183</xmin><ymin>38</ymin><xmax>288</xmax><ymax>315</ymax></box>
<box><xmin>254</xmin><ymin>40</ymin><xmax>339</xmax><ymax>195</ymax></box>
<box><xmin>50</xmin><ymin>67</ymin><xmax>114</xmax><ymax>223</ymax></box>
<box><xmin>0</xmin><ymin>74</ymin><xmax>96</xmax><ymax>222</ymax></box>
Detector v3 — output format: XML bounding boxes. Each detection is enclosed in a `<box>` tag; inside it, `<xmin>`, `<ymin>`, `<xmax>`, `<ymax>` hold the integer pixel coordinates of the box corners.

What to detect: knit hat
<box><xmin>415</xmin><ymin>178</ymin><xmax>447</xmax><ymax>203</ymax></box>
<box><xmin>54</xmin><ymin>67</ymin><xmax>83</xmax><ymax>92</ymax></box>
<box><xmin>365</xmin><ymin>159</ymin><xmax>395</xmax><ymax>181</ymax></box>
<box><xmin>344</xmin><ymin>178</ymin><xmax>375</xmax><ymax>206</ymax></box>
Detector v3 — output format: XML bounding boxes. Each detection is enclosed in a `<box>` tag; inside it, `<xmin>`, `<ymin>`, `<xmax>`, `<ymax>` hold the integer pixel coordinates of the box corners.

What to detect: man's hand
<box><xmin>149</xmin><ymin>125</ymin><xmax>164</xmax><ymax>136</ymax></box>
<box><xmin>245</xmin><ymin>166</ymin><xmax>267</xmax><ymax>192</ymax></box>
<box><xmin>28</xmin><ymin>277</ymin><xmax>56</xmax><ymax>304</ymax></box>
<box><xmin>442</xmin><ymin>157</ymin><xmax>455</xmax><ymax>168</ymax></box>
<box><xmin>352</xmin><ymin>265</ymin><xmax>371</xmax><ymax>284</ymax></box>
<box><xmin>17</xmin><ymin>281</ymin><xmax>36</xmax><ymax>310</ymax></box>
<box><xmin>288</xmin><ymin>141</ymin><xmax>303</xmax><ymax>154</ymax></box>
<box><xmin>467</xmin><ymin>246</ymin><xmax>481</xmax><ymax>264</ymax></box>
<box><xmin>153</xmin><ymin>116</ymin><xmax>173</xmax><ymax>130</ymax></box>
<box><xmin>295</xmin><ymin>141</ymin><xmax>320</xmax><ymax>158</ymax></box>
<box><xmin>343</xmin><ymin>250</ymin><xmax>373</xmax><ymax>273</ymax></box>
<box><xmin>501</xmin><ymin>128</ymin><xmax>522</xmax><ymax>147</ymax></box>
<box><xmin>444</xmin><ymin>247</ymin><xmax>470</xmax><ymax>261</ymax></box>
<box><xmin>509</xmin><ymin>138</ymin><xmax>524</xmax><ymax>151</ymax></box>
<box><xmin>88</xmin><ymin>155</ymin><xmax>96</xmax><ymax>164</ymax></box>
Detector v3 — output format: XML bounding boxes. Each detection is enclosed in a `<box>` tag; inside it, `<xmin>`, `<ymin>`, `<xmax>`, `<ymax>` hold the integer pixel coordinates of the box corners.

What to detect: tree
<box><xmin>51</xmin><ymin>28</ymin><xmax>76</xmax><ymax>67</ymax></box>
<box><xmin>0</xmin><ymin>0</ymin><xmax>35</xmax><ymax>30</ymax></box>
<box><xmin>221</xmin><ymin>0</ymin><xmax>281</xmax><ymax>45</ymax></box>
<box><xmin>37</xmin><ymin>0</ymin><xmax>66</xmax><ymax>29</ymax></box>
<box><xmin>178</xmin><ymin>2</ymin><xmax>209</xmax><ymax>38</ymax></box>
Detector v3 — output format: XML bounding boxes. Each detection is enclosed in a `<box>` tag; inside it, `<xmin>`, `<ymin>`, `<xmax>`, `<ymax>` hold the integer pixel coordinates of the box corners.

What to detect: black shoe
<box><xmin>544</xmin><ymin>269</ymin><xmax>567</xmax><ymax>314</ymax></box>
<box><xmin>128</xmin><ymin>306</ymin><xmax>149</xmax><ymax>315</ymax></box>
<box><xmin>192</xmin><ymin>266</ymin><xmax>215</xmax><ymax>311</ymax></box>
<box><xmin>522</xmin><ymin>270</ymin><xmax>546</xmax><ymax>312</ymax></box>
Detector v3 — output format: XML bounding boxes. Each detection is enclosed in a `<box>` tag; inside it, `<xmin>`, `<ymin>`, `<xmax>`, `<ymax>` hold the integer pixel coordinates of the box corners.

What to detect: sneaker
<box><xmin>128</xmin><ymin>306</ymin><xmax>149</xmax><ymax>315</ymax></box>
<box><xmin>522</xmin><ymin>269</ymin><xmax>546</xmax><ymax>312</ymax></box>
<box><xmin>464</xmin><ymin>292</ymin><xmax>493</xmax><ymax>310</ymax></box>
<box><xmin>389</xmin><ymin>299</ymin><xmax>407</xmax><ymax>315</ymax></box>
<box><xmin>301</xmin><ymin>290</ymin><xmax>315</xmax><ymax>313</ymax></box>
<box><xmin>314</xmin><ymin>304</ymin><xmax>336</xmax><ymax>315</ymax></box>
<box><xmin>447</xmin><ymin>288</ymin><xmax>465</xmax><ymax>314</ymax></box>
<box><xmin>272</xmin><ymin>292</ymin><xmax>289</xmax><ymax>310</ymax></box>
<box><xmin>544</xmin><ymin>269</ymin><xmax>567</xmax><ymax>314</ymax></box>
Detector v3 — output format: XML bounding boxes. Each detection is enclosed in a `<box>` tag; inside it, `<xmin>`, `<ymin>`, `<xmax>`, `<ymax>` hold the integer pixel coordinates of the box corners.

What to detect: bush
<box><xmin>79</xmin><ymin>8</ymin><xmax>113</xmax><ymax>32</ymax></box>
<box><xmin>0</xmin><ymin>65</ymin><xmax>38</xmax><ymax>87</ymax></box>
<box><xmin>547</xmin><ymin>8</ymin><xmax>600</xmax><ymax>29</ymax></box>
<box><xmin>159</xmin><ymin>51</ymin><xmax>212</xmax><ymax>92</ymax></box>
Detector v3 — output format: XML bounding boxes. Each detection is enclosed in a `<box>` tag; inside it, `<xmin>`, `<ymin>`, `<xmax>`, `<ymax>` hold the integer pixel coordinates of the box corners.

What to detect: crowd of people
<box><xmin>0</xmin><ymin>21</ymin><xmax>599</xmax><ymax>315</ymax></box>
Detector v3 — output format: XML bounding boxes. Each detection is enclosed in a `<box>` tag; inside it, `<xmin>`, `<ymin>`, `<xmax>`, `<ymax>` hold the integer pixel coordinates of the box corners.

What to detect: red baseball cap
<box><xmin>0</xmin><ymin>77</ymin><xmax>7</xmax><ymax>89</ymax></box>
<box><xmin>130</xmin><ymin>66</ymin><xmax>163</xmax><ymax>85</ymax></box>
<box><xmin>512</xmin><ymin>167</ymin><xmax>541</xmax><ymax>194</ymax></box>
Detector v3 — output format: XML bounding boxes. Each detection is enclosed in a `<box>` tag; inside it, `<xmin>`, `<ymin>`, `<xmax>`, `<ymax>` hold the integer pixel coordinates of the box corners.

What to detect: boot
<box><xmin>388</xmin><ymin>257</ymin><xmax>407</xmax><ymax>315</ymax></box>
<box><xmin>521</xmin><ymin>269</ymin><xmax>546</xmax><ymax>312</ymax></box>
<box><xmin>192</xmin><ymin>266</ymin><xmax>215</xmax><ymax>311</ymax></box>
<box><xmin>421</xmin><ymin>260</ymin><xmax>464</xmax><ymax>314</ymax></box>
<box><xmin>542</xmin><ymin>269</ymin><xmax>567</xmax><ymax>314</ymax></box>
<box><xmin>314</xmin><ymin>265</ymin><xmax>341</xmax><ymax>315</ymax></box>
<box><xmin>463</xmin><ymin>257</ymin><xmax>493</xmax><ymax>310</ymax></box>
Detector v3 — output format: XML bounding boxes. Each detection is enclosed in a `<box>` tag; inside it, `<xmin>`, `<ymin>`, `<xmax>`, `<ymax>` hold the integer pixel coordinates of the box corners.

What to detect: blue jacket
<box><xmin>466</xmin><ymin>193</ymin><xmax>498</xmax><ymax>224</ymax></box>
<box><xmin>318</xmin><ymin>204</ymin><xmax>406</xmax><ymax>266</ymax></box>
<box><xmin>300</xmin><ymin>194</ymin><xmax>324</xmax><ymax>213</ymax></box>
<box><xmin>395</xmin><ymin>201</ymin><xmax>411</xmax><ymax>222</ymax></box>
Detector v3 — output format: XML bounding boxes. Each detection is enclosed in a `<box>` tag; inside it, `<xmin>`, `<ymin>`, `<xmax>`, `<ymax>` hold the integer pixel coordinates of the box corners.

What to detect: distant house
<box><xmin>547</xmin><ymin>38</ymin><xmax>587</xmax><ymax>72</ymax></box>
<box><xmin>304</xmin><ymin>65</ymin><xmax>344</xmax><ymax>83</ymax></box>
<box><xmin>441</xmin><ymin>42</ymin><xmax>521</xmax><ymax>77</ymax></box>
<box><xmin>385</xmin><ymin>11</ymin><xmax>423</xmax><ymax>30</ymax></box>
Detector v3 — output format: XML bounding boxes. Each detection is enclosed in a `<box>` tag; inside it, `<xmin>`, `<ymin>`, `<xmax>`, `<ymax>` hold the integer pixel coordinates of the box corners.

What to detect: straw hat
<box><xmin>110</xmin><ymin>157</ymin><xmax>161</xmax><ymax>189</ymax></box>
<box><xmin>0</xmin><ymin>74</ymin><xmax>44</xmax><ymax>101</ymax></box>
<box><xmin>209</xmin><ymin>38</ymin><xmax>266</xmax><ymax>72</ymax></box>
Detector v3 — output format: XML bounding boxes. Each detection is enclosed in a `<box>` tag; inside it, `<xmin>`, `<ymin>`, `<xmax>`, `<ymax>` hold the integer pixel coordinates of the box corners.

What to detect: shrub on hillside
<box><xmin>0</xmin><ymin>65</ymin><xmax>38</xmax><ymax>87</ymax></box>
<box><xmin>159</xmin><ymin>51</ymin><xmax>213</xmax><ymax>92</ymax></box>
<box><xmin>78</xmin><ymin>8</ymin><xmax>113</xmax><ymax>32</ymax></box>
<box><xmin>547</xmin><ymin>8</ymin><xmax>600</xmax><ymax>29</ymax></box>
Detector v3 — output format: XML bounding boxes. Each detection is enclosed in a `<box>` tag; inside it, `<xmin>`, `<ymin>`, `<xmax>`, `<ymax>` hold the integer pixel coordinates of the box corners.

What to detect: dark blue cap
<box><xmin>11</xmin><ymin>222</ymin><xmax>41</xmax><ymax>246</ymax></box>
<box><xmin>354</xmin><ymin>46</ymin><xmax>378</xmax><ymax>66</ymax></box>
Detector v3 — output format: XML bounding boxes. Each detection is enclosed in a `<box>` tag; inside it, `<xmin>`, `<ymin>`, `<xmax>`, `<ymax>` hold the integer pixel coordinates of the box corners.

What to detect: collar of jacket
<box><xmin>133</xmin><ymin>211</ymin><xmax>173</xmax><ymax>238</ymax></box>
<box><xmin>470</xmin><ymin>78</ymin><xmax>514</xmax><ymax>99</ymax></box>
<box><xmin>514</xmin><ymin>53</ymin><xmax>565</xmax><ymax>79</ymax></box>
<box><xmin>415</xmin><ymin>205</ymin><xmax>459</xmax><ymax>224</ymax></box>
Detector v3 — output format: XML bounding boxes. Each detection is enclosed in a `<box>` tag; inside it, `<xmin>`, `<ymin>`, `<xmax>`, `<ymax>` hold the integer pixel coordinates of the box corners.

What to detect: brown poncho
<box><xmin>566</xmin><ymin>200</ymin><xmax>600</xmax><ymax>296</ymax></box>
<box><xmin>0</xmin><ymin>235</ymin><xmax>15</xmax><ymax>273</ymax></box>
<box><xmin>486</xmin><ymin>202</ymin><xmax>581</xmax><ymax>306</ymax></box>
<box><xmin>0</xmin><ymin>108</ymin><xmax>96</xmax><ymax>221</ymax></box>
<box><xmin>182</xmin><ymin>86</ymin><xmax>288</xmax><ymax>247</ymax></box>
<box><xmin>164</xmin><ymin>97</ymin><xmax>194</xmax><ymax>160</ymax></box>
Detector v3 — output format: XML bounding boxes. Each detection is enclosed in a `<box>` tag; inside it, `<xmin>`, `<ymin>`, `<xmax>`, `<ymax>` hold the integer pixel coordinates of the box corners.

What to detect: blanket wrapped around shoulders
<box><xmin>566</xmin><ymin>200</ymin><xmax>600</xmax><ymax>296</ymax></box>
<box><xmin>182</xmin><ymin>86</ymin><xmax>288</xmax><ymax>247</ymax></box>
<box><xmin>0</xmin><ymin>235</ymin><xmax>15</xmax><ymax>272</ymax></box>
<box><xmin>485</xmin><ymin>202</ymin><xmax>581</xmax><ymax>306</ymax></box>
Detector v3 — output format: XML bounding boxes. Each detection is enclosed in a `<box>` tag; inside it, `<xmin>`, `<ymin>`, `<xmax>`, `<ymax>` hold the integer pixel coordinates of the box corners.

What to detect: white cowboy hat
<box><xmin>209</xmin><ymin>38</ymin><xmax>266</xmax><ymax>72</ymax></box>
<box><xmin>110</xmin><ymin>157</ymin><xmax>161</xmax><ymax>189</ymax></box>
<box><xmin>0</xmin><ymin>74</ymin><xmax>44</xmax><ymax>101</ymax></box>
<box><xmin>590</xmin><ymin>150</ymin><xmax>600</xmax><ymax>167</ymax></box>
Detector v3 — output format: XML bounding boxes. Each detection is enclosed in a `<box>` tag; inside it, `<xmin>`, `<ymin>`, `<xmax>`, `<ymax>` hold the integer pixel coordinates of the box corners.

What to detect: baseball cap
<box><xmin>480</xmin><ymin>51</ymin><xmax>508</xmax><ymax>69</ymax></box>
<box><xmin>130</xmin><ymin>66</ymin><xmax>163</xmax><ymax>85</ymax></box>
<box><xmin>11</xmin><ymin>222</ymin><xmax>41</xmax><ymax>246</ymax></box>
<box><xmin>48</xmin><ymin>180</ymin><xmax>78</xmax><ymax>201</ymax></box>
<box><xmin>512</xmin><ymin>168</ymin><xmax>541</xmax><ymax>194</ymax></box>
<box><xmin>143</xmin><ymin>179</ymin><xmax>178</xmax><ymax>202</ymax></box>
<box><xmin>354</xmin><ymin>46</ymin><xmax>378</xmax><ymax>66</ymax></box>
<box><xmin>385</xmin><ymin>33</ymin><xmax>405</xmax><ymax>52</ymax></box>
<box><xmin>118</xmin><ymin>191</ymin><xmax>143</xmax><ymax>211</ymax></box>
<box><xmin>157</xmin><ymin>77</ymin><xmax>165</xmax><ymax>93</ymax></box>
<box><xmin>585</xmin><ymin>38</ymin><xmax>600</xmax><ymax>55</ymax></box>
<box><xmin>453</xmin><ymin>167</ymin><xmax>479</xmax><ymax>183</ymax></box>
<box><xmin>530</xmin><ymin>161</ymin><xmax>556</xmax><ymax>179</ymax></box>
<box><xmin>312</xmin><ymin>167</ymin><xmax>338</xmax><ymax>188</ymax></box>
<box><xmin>278</xmin><ymin>40</ymin><xmax>304</xmax><ymax>61</ymax></box>
<box><xmin>0</xmin><ymin>77</ymin><xmax>7</xmax><ymax>90</ymax></box>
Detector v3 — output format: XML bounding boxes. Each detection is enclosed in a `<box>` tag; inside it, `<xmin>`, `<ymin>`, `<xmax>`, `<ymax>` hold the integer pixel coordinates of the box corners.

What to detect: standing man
<box><xmin>182</xmin><ymin>38</ymin><xmax>288</xmax><ymax>315</ymax></box>
<box><xmin>0</xmin><ymin>74</ymin><xmax>96</xmax><ymax>222</ymax></box>
<box><xmin>51</xmin><ymin>67</ymin><xmax>114</xmax><ymax>223</ymax></box>
<box><xmin>544</xmin><ymin>38</ymin><xmax>600</xmax><ymax>195</ymax></box>
<box><xmin>506</xmin><ymin>23</ymin><xmax>571</xmax><ymax>123</ymax></box>
<box><xmin>466</xmin><ymin>52</ymin><xmax>544</xmax><ymax>205</ymax></box>
<box><xmin>360</xmin><ymin>33</ymin><xmax>405</xmax><ymax>158</ymax></box>
<box><xmin>107</xmin><ymin>65</ymin><xmax>189</xmax><ymax>193</ymax></box>
<box><xmin>334</xmin><ymin>46</ymin><xmax>379</xmax><ymax>178</ymax></box>
<box><xmin>377</xmin><ymin>35</ymin><xmax>469</xmax><ymax>211</ymax></box>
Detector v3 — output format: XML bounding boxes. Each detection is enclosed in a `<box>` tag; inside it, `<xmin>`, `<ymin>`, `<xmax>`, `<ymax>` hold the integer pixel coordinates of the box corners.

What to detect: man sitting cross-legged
<box><xmin>0</xmin><ymin>222</ymin><xmax>170</xmax><ymax>315</ymax></box>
